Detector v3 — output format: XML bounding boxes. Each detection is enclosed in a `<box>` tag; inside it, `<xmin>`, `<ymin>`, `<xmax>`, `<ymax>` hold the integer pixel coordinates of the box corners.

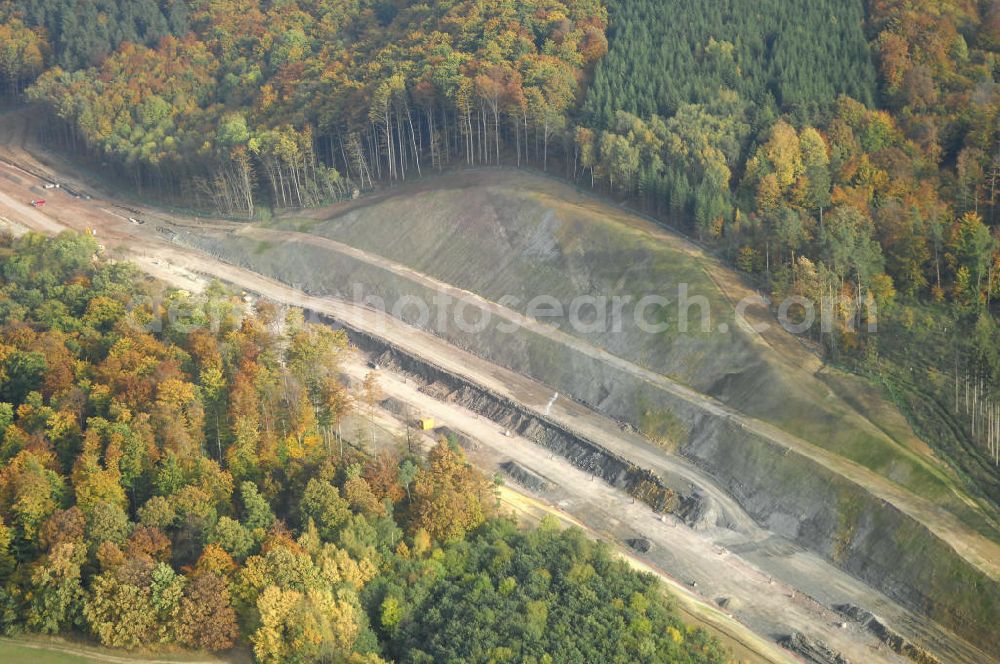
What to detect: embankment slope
<box><xmin>168</xmin><ymin>170</ymin><xmax>1000</xmax><ymax>652</ymax></box>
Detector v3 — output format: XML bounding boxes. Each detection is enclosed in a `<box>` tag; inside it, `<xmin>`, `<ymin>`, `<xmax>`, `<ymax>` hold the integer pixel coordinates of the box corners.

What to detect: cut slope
<box><xmin>0</xmin><ymin>137</ymin><xmax>997</xmax><ymax>658</ymax></box>
<box><xmin>169</xmin><ymin>170</ymin><xmax>1000</xmax><ymax>651</ymax></box>
<box><xmin>273</xmin><ymin>171</ymin><xmax>991</xmax><ymax>531</ymax></box>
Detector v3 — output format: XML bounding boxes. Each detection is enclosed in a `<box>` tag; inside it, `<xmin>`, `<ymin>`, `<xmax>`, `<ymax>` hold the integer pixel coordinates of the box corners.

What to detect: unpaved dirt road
<box><xmin>340</xmin><ymin>356</ymin><xmax>875</xmax><ymax>664</ymax></box>
<box><xmin>0</xmin><ymin>108</ymin><xmax>994</xmax><ymax>664</ymax></box>
<box><xmin>229</xmin><ymin>225</ymin><xmax>1000</xmax><ymax>582</ymax></box>
<box><xmin>338</xmin><ymin>355</ymin><xmax>801</xmax><ymax>664</ymax></box>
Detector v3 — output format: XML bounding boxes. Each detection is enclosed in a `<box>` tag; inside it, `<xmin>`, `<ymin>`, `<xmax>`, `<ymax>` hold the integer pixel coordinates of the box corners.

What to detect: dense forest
<box><xmin>10</xmin><ymin>0</ymin><xmax>608</xmax><ymax>216</ymax></box>
<box><xmin>1</xmin><ymin>0</ymin><xmax>999</xmax><ymax>507</ymax></box>
<box><xmin>0</xmin><ymin>231</ymin><xmax>728</xmax><ymax>663</ymax></box>
<box><xmin>581</xmin><ymin>0</ymin><xmax>877</xmax><ymax>125</ymax></box>
<box><xmin>20</xmin><ymin>0</ymin><xmax>189</xmax><ymax>70</ymax></box>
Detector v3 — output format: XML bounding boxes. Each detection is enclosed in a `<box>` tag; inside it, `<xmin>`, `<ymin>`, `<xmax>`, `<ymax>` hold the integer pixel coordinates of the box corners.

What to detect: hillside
<box><xmin>9</xmin><ymin>1</ymin><xmax>1000</xmax><ymax>469</ymax></box>
<box><xmin>0</xmin><ymin>106</ymin><xmax>997</xmax><ymax>658</ymax></box>
<box><xmin>163</xmin><ymin>169</ymin><xmax>1000</xmax><ymax>653</ymax></box>
<box><xmin>264</xmin><ymin>172</ymin><xmax>988</xmax><ymax>522</ymax></box>
<box><xmin>0</xmin><ymin>0</ymin><xmax>998</xmax><ymax>659</ymax></box>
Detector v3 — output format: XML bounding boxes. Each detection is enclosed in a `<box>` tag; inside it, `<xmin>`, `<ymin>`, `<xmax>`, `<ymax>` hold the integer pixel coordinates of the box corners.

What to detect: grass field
<box><xmin>0</xmin><ymin>637</ymin><xmax>248</xmax><ymax>664</ymax></box>
<box><xmin>0</xmin><ymin>640</ymin><xmax>93</xmax><ymax>663</ymax></box>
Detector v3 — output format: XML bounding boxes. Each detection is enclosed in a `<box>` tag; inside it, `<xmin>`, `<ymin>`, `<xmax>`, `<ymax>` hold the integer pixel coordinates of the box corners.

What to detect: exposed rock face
<box><xmin>835</xmin><ymin>604</ymin><xmax>874</xmax><ymax>624</ymax></box>
<box><xmin>680</xmin><ymin>414</ymin><xmax>1000</xmax><ymax>654</ymax></box>
<box><xmin>378</xmin><ymin>396</ymin><xmax>408</xmax><ymax>417</ymax></box>
<box><xmin>677</xmin><ymin>489</ymin><xmax>724</xmax><ymax>531</ymax></box>
<box><xmin>834</xmin><ymin>605</ymin><xmax>942</xmax><ymax>664</ymax></box>
<box><xmin>353</xmin><ymin>325</ymin><xmax>679</xmax><ymax>513</ymax></box>
<box><xmin>499</xmin><ymin>461</ymin><xmax>552</xmax><ymax>493</ymax></box>
<box><xmin>779</xmin><ymin>632</ymin><xmax>850</xmax><ymax>664</ymax></box>
<box><xmin>715</xmin><ymin>596</ymin><xmax>741</xmax><ymax>611</ymax></box>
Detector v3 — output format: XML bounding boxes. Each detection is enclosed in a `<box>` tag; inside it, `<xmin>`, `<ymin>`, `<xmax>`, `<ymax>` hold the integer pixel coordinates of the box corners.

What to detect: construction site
<box><xmin>1</xmin><ymin>107</ymin><xmax>998</xmax><ymax>664</ymax></box>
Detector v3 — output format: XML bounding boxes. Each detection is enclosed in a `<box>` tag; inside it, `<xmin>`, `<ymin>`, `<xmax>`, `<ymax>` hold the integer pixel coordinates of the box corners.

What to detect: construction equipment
<box><xmin>418</xmin><ymin>417</ymin><xmax>435</xmax><ymax>431</ymax></box>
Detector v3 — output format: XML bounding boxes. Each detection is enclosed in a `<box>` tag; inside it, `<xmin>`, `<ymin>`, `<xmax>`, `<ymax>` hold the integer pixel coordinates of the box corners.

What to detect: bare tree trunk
<box><xmin>466</xmin><ymin>111</ymin><xmax>473</xmax><ymax>165</ymax></box>
<box><xmin>955</xmin><ymin>350</ymin><xmax>960</xmax><ymax>415</ymax></box>
<box><xmin>369</xmin><ymin>124</ymin><xmax>382</xmax><ymax>180</ymax></box>
<box><xmin>966</xmin><ymin>374</ymin><xmax>970</xmax><ymax>414</ymax></box>
<box><xmin>523</xmin><ymin>109</ymin><xmax>530</xmax><ymax>164</ymax></box>
<box><xmin>396</xmin><ymin>108</ymin><xmax>407</xmax><ymax>180</ymax></box>
<box><xmin>385</xmin><ymin>113</ymin><xmax>395</xmax><ymax>180</ymax></box>
<box><xmin>407</xmin><ymin>104</ymin><xmax>422</xmax><ymax>176</ymax></box>
<box><xmin>543</xmin><ymin>118</ymin><xmax>549</xmax><ymax>172</ymax></box>
<box><xmin>442</xmin><ymin>105</ymin><xmax>450</xmax><ymax>167</ymax></box>
<box><xmin>338</xmin><ymin>134</ymin><xmax>354</xmax><ymax>183</ymax></box>
<box><xmin>427</xmin><ymin>106</ymin><xmax>439</xmax><ymax>171</ymax></box>
<box><xmin>514</xmin><ymin>114</ymin><xmax>521</xmax><ymax>167</ymax></box>
<box><xmin>493</xmin><ymin>104</ymin><xmax>500</xmax><ymax>166</ymax></box>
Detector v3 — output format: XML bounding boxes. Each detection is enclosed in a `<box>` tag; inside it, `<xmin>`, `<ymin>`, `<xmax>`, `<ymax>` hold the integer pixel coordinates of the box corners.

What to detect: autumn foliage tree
<box><xmin>0</xmin><ymin>231</ymin><xmax>727</xmax><ymax>661</ymax></box>
<box><xmin>407</xmin><ymin>440</ymin><xmax>495</xmax><ymax>543</ymax></box>
<box><xmin>27</xmin><ymin>0</ymin><xmax>608</xmax><ymax>215</ymax></box>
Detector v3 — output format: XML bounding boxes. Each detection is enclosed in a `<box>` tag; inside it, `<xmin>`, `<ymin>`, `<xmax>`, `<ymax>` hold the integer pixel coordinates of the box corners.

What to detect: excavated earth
<box><xmin>164</xmin><ymin>171</ymin><xmax>1000</xmax><ymax>655</ymax></box>
<box><xmin>0</xmin><ymin>128</ymin><xmax>995</xmax><ymax>662</ymax></box>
